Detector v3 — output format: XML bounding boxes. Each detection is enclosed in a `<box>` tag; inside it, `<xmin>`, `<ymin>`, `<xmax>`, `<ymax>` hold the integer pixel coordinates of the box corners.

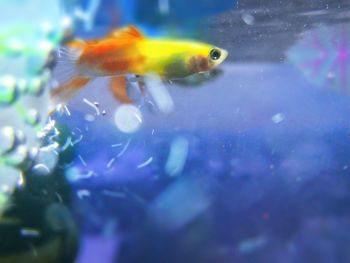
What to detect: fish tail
<box><xmin>50</xmin><ymin>76</ymin><xmax>91</xmax><ymax>111</ymax></box>
<box><xmin>50</xmin><ymin>45</ymin><xmax>90</xmax><ymax>111</ymax></box>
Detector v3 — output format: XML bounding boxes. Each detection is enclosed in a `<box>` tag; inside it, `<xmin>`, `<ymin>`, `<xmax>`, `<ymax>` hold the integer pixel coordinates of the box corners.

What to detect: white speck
<box><xmin>38</xmin><ymin>40</ymin><xmax>53</xmax><ymax>52</ymax></box>
<box><xmin>165</xmin><ymin>137</ymin><xmax>189</xmax><ymax>176</ymax></box>
<box><xmin>20</xmin><ymin>228</ymin><xmax>40</xmax><ymax>238</ymax></box>
<box><xmin>71</xmin><ymin>134</ymin><xmax>83</xmax><ymax>146</ymax></box>
<box><xmin>41</xmin><ymin>21</ymin><xmax>53</xmax><ymax>33</ymax></box>
<box><xmin>106</xmin><ymin>158</ymin><xmax>116</xmax><ymax>169</ymax></box>
<box><xmin>60</xmin><ymin>136</ymin><xmax>72</xmax><ymax>152</ymax></box>
<box><xmin>84</xmin><ymin>114</ymin><xmax>95</xmax><ymax>122</ymax></box>
<box><xmin>327</xmin><ymin>72</ymin><xmax>335</xmax><ymax>79</ymax></box>
<box><xmin>137</xmin><ymin>157</ymin><xmax>153</xmax><ymax>169</ymax></box>
<box><xmin>83</xmin><ymin>98</ymin><xmax>100</xmax><ymax>115</ymax></box>
<box><xmin>1</xmin><ymin>184</ymin><xmax>10</xmax><ymax>192</ymax></box>
<box><xmin>78</xmin><ymin>155</ymin><xmax>87</xmax><ymax>166</ymax></box>
<box><xmin>271</xmin><ymin>113</ymin><xmax>285</xmax><ymax>124</ymax></box>
<box><xmin>17</xmin><ymin>172</ymin><xmax>25</xmax><ymax>187</ymax></box>
<box><xmin>55</xmin><ymin>192</ymin><xmax>63</xmax><ymax>203</ymax></box>
<box><xmin>111</xmin><ymin>143</ymin><xmax>123</xmax><ymax>148</ymax></box>
<box><xmin>158</xmin><ymin>0</ymin><xmax>170</xmax><ymax>15</ymax></box>
<box><xmin>102</xmin><ymin>190</ymin><xmax>126</xmax><ymax>198</ymax></box>
<box><xmin>242</xmin><ymin>13</ymin><xmax>255</xmax><ymax>25</ymax></box>
<box><xmin>77</xmin><ymin>189</ymin><xmax>91</xmax><ymax>199</ymax></box>
<box><xmin>145</xmin><ymin>75</ymin><xmax>174</xmax><ymax>113</ymax></box>
<box><xmin>63</xmin><ymin>105</ymin><xmax>71</xmax><ymax>116</ymax></box>
<box><xmin>117</xmin><ymin>139</ymin><xmax>131</xmax><ymax>158</ymax></box>
<box><xmin>114</xmin><ymin>105</ymin><xmax>143</xmax><ymax>133</ymax></box>
<box><xmin>66</xmin><ymin>168</ymin><xmax>96</xmax><ymax>182</ymax></box>
<box><xmin>33</xmin><ymin>163</ymin><xmax>50</xmax><ymax>174</ymax></box>
<box><xmin>61</xmin><ymin>16</ymin><xmax>72</xmax><ymax>28</ymax></box>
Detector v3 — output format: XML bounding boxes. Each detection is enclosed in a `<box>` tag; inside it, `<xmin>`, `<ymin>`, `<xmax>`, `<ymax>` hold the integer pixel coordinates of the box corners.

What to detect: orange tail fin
<box><xmin>50</xmin><ymin>77</ymin><xmax>91</xmax><ymax>107</ymax></box>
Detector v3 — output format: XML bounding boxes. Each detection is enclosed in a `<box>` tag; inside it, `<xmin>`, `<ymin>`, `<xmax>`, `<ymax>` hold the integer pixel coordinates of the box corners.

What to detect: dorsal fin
<box><xmin>107</xmin><ymin>25</ymin><xmax>144</xmax><ymax>40</ymax></box>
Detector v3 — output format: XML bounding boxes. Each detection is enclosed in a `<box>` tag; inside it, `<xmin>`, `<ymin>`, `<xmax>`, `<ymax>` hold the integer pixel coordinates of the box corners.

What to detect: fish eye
<box><xmin>210</xmin><ymin>48</ymin><xmax>221</xmax><ymax>60</ymax></box>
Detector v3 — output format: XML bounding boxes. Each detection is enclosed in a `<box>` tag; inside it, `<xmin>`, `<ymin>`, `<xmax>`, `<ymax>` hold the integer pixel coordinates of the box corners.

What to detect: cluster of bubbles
<box><xmin>0</xmin><ymin>0</ymin><xmax>73</xmax><ymax>216</ymax></box>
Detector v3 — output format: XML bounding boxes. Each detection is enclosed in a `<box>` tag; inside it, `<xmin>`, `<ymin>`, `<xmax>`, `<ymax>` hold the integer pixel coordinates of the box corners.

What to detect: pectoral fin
<box><xmin>109</xmin><ymin>76</ymin><xmax>132</xmax><ymax>103</ymax></box>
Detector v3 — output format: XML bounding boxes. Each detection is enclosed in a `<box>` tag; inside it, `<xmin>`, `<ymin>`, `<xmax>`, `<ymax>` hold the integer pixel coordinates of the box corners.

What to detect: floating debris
<box><xmin>65</xmin><ymin>167</ymin><xmax>96</xmax><ymax>182</ymax></box>
<box><xmin>241</xmin><ymin>13</ymin><xmax>255</xmax><ymax>25</ymax></box>
<box><xmin>77</xmin><ymin>189</ymin><xmax>91</xmax><ymax>199</ymax></box>
<box><xmin>106</xmin><ymin>158</ymin><xmax>116</xmax><ymax>169</ymax></box>
<box><xmin>20</xmin><ymin>228</ymin><xmax>41</xmax><ymax>238</ymax></box>
<box><xmin>84</xmin><ymin>114</ymin><xmax>95</xmax><ymax>122</ymax></box>
<box><xmin>32</xmin><ymin>163</ymin><xmax>51</xmax><ymax>174</ymax></box>
<box><xmin>165</xmin><ymin>137</ymin><xmax>189</xmax><ymax>176</ymax></box>
<box><xmin>102</xmin><ymin>189</ymin><xmax>126</xmax><ymax>198</ymax></box>
<box><xmin>111</xmin><ymin>143</ymin><xmax>123</xmax><ymax>148</ymax></box>
<box><xmin>83</xmin><ymin>98</ymin><xmax>100</xmax><ymax>115</ymax></box>
<box><xmin>238</xmin><ymin>236</ymin><xmax>268</xmax><ymax>254</ymax></box>
<box><xmin>271</xmin><ymin>113</ymin><xmax>285</xmax><ymax>124</ymax></box>
<box><xmin>144</xmin><ymin>75</ymin><xmax>174</xmax><ymax>113</ymax></box>
<box><xmin>137</xmin><ymin>157</ymin><xmax>153</xmax><ymax>169</ymax></box>
<box><xmin>78</xmin><ymin>154</ymin><xmax>87</xmax><ymax>167</ymax></box>
<box><xmin>116</xmin><ymin>139</ymin><xmax>131</xmax><ymax>158</ymax></box>
<box><xmin>63</xmin><ymin>105</ymin><xmax>71</xmax><ymax>116</ymax></box>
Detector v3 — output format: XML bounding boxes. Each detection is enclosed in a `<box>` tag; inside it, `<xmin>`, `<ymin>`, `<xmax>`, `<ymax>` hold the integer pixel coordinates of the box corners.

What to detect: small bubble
<box><xmin>271</xmin><ymin>113</ymin><xmax>285</xmax><ymax>124</ymax></box>
<box><xmin>114</xmin><ymin>105</ymin><xmax>143</xmax><ymax>133</ymax></box>
<box><xmin>25</xmin><ymin>109</ymin><xmax>40</xmax><ymax>126</ymax></box>
<box><xmin>15</xmin><ymin>130</ymin><xmax>26</xmax><ymax>144</ymax></box>
<box><xmin>27</xmin><ymin>77</ymin><xmax>43</xmax><ymax>96</ymax></box>
<box><xmin>102</xmin><ymin>110</ymin><xmax>106</xmax><ymax>115</ymax></box>
<box><xmin>242</xmin><ymin>13</ymin><xmax>255</xmax><ymax>25</ymax></box>
<box><xmin>33</xmin><ymin>143</ymin><xmax>58</xmax><ymax>175</ymax></box>
<box><xmin>17</xmin><ymin>79</ymin><xmax>27</xmax><ymax>93</ymax></box>
<box><xmin>77</xmin><ymin>189</ymin><xmax>90</xmax><ymax>199</ymax></box>
<box><xmin>0</xmin><ymin>75</ymin><xmax>17</xmax><ymax>105</ymax></box>
<box><xmin>4</xmin><ymin>145</ymin><xmax>28</xmax><ymax>167</ymax></box>
<box><xmin>20</xmin><ymin>228</ymin><xmax>41</xmax><ymax>238</ymax></box>
<box><xmin>0</xmin><ymin>126</ymin><xmax>16</xmax><ymax>155</ymax></box>
<box><xmin>84</xmin><ymin>114</ymin><xmax>95</xmax><ymax>122</ymax></box>
<box><xmin>0</xmin><ymin>165</ymin><xmax>20</xmax><ymax>197</ymax></box>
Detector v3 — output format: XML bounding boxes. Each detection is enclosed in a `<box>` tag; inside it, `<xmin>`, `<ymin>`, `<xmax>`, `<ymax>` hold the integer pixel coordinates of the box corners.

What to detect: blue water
<box><xmin>1</xmin><ymin>1</ymin><xmax>350</xmax><ymax>263</ymax></box>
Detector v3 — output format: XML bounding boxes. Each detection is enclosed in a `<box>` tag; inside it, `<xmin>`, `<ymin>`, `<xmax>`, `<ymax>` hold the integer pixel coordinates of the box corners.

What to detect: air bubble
<box><xmin>33</xmin><ymin>144</ymin><xmax>58</xmax><ymax>175</ymax></box>
<box><xmin>114</xmin><ymin>104</ymin><xmax>143</xmax><ymax>133</ymax></box>
<box><xmin>242</xmin><ymin>13</ymin><xmax>255</xmax><ymax>25</ymax></box>
<box><xmin>0</xmin><ymin>165</ymin><xmax>20</xmax><ymax>195</ymax></box>
<box><xmin>0</xmin><ymin>126</ymin><xmax>16</xmax><ymax>155</ymax></box>
<box><xmin>17</xmin><ymin>78</ymin><xmax>27</xmax><ymax>93</ymax></box>
<box><xmin>4</xmin><ymin>145</ymin><xmax>28</xmax><ymax>167</ymax></box>
<box><xmin>15</xmin><ymin>130</ymin><xmax>26</xmax><ymax>144</ymax></box>
<box><xmin>0</xmin><ymin>75</ymin><xmax>17</xmax><ymax>105</ymax></box>
<box><xmin>27</xmin><ymin>77</ymin><xmax>43</xmax><ymax>96</ymax></box>
<box><xmin>271</xmin><ymin>113</ymin><xmax>285</xmax><ymax>124</ymax></box>
<box><xmin>24</xmin><ymin>109</ymin><xmax>40</xmax><ymax>126</ymax></box>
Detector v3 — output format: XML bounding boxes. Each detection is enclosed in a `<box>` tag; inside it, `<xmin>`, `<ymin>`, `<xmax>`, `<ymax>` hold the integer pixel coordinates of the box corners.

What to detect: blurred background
<box><xmin>1</xmin><ymin>0</ymin><xmax>350</xmax><ymax>262</ymax></box>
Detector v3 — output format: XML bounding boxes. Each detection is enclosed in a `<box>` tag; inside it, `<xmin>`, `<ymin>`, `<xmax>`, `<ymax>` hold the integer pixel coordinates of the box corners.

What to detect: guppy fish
<box><xmin>51</xmin><ymin>25</ymin><xmax>228</xmax><ymax>105</ymax></box>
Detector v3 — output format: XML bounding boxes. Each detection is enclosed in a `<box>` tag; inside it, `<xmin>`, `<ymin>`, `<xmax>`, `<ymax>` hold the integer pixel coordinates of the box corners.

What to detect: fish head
<box><xmin>187</xmin><ymin>44</ymin><xmax>228</xmax><ymax>74</ymax></box>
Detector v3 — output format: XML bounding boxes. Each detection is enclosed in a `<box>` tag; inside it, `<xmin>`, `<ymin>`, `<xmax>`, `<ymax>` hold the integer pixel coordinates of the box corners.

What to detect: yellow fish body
<box><xmin>52</xmin><ymin>26</ymin><xmax>228</xmax><ymax>104</ymax></box>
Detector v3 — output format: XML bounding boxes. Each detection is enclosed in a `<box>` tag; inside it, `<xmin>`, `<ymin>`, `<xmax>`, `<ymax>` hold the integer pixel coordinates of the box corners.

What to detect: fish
<box><xmin>51</xmin><ymin>25</ymin><xmax>228</xmax><ymax>106</ymax></box>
